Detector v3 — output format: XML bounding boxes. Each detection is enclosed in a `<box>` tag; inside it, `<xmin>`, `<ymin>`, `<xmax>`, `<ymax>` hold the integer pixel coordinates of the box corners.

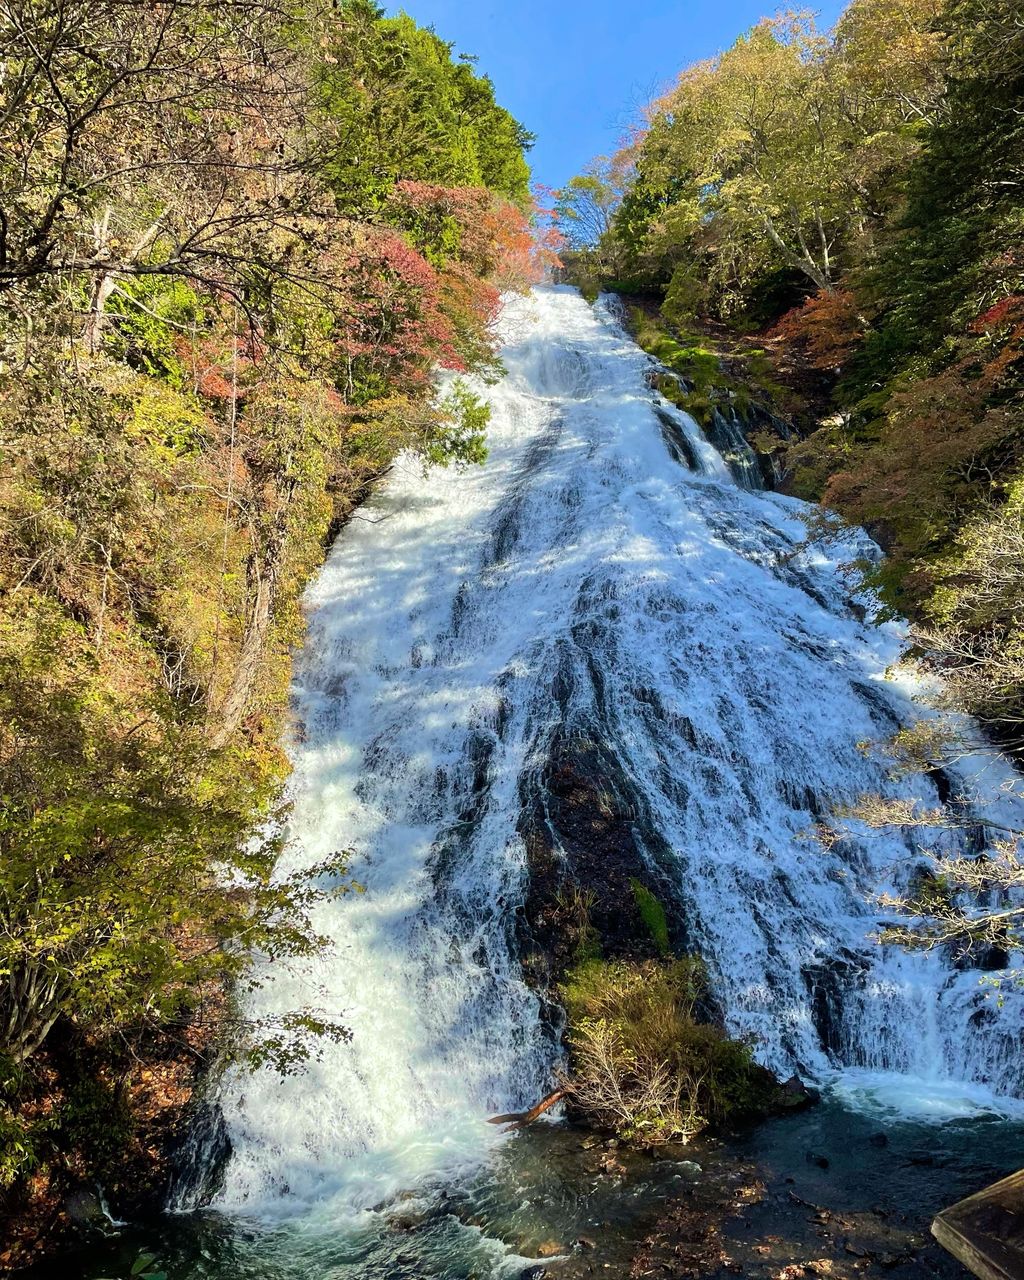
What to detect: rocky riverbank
<box><xmin>0</xmin><ymin>1001</ymin><xmax>219</xmax><ymax>1271</ymax></box>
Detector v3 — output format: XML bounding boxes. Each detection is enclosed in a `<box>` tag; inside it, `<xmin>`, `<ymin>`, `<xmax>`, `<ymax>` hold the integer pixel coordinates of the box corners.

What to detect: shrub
<box><xmin>559</xmin><ymin>958</ymin><xmax>775</xmax><ymax>1146</ymax></box>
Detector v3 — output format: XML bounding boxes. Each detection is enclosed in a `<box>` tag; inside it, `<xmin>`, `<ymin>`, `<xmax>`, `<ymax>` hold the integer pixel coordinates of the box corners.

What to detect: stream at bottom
<box><xmin>41</xmin><ymin>1089</ymin><xmax>1024</xmax><ymax>1279</ymax></box>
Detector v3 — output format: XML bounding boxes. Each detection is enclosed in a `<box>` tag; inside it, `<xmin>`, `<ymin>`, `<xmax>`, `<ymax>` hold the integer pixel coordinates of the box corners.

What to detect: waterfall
<box><xmin>214</xmin><ymin>285</ymin><xmax>1024</xmax><ymax>1221</ymax></box>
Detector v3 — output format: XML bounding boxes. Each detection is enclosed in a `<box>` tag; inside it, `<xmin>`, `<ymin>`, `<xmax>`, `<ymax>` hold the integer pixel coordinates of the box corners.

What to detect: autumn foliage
<box><xmin>767</xmin><ymin>289</ymin><xmax>864</xmax><ymax>372</ymax></box>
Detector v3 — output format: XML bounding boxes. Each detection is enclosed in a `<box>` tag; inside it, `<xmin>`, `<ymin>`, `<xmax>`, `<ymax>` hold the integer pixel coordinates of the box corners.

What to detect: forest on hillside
<box><xmin>0</xmin><ymin>0</ymin><xmax>550</xmax><ymax>1258</ymax></box>
<box><xmin>556</xmin><ymin>0</ymin><xmax>1024</xmax><ymax>750</ymax></box>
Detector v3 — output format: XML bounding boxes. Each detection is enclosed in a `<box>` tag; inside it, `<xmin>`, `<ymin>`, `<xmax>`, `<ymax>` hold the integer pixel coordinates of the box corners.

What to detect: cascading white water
<box><xmin>215</xmin><ymin>285</ymin><xmax>1024</xmax><ymax>1222</ymax></box>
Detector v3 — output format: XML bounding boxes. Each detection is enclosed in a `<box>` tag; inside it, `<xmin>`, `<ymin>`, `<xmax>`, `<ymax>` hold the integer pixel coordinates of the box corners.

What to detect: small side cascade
<box><xmin>649</xmin><ymin>392</ymin><xmax>734</xmax><ymax>484</ymax></box>
<box><xmin>595</xmin><ymin>289</ymin><xmax>791</xmax><ymax>492</ymax></box>
<box><xmin>640</xmin><ymin>360</ymin><xmax>765</xmax><ymax>490</ymax></box>
<box><xmin>705</xmin><ymin>407</ymin><xmax>765</xmax><ymax>490</ymax></box>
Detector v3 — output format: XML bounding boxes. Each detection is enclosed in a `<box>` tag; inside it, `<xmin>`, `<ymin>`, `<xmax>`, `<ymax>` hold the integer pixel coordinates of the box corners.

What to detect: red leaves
<box><xmin>767</xmin><ymin>288</ymin><xmax>863</xmax><ymax>371</ymax></box>
<box><xmin>332</xmin><ymin>186</ymin><xmax>549</xmax><ymax>393</ymax></box>
<box><xmin>389</xmin><ymin>180</ymin><xmax>561</xmax><ymax>290</ymax></box>
<box><xmin>375</xmin><ymin>230</ymin><xmax>439</xmax><ymax>292</ymax></box>
<box><xmin>822</xmin><ymin>362</ymin><xmax>1014</xmax><ymax>567</ymax></box>
<box><xmin>967</xmin><ymin>294</ymin><xmax>1024</xmax><ymax>387</ymax></box>
<box><xmin>173</xmin><ymin>183</ymin><xmax>551</xmax><ymax>413</ymax></box>
<box><xmin>971</xmin><ymin>294</ymin><xmax>1024</xmax><ymax>333</ymax></box>
<box><xmin>391</xmin><ymin>180</ymin><xmax>491</xmax><ymax>223</ymax></box>
<box><xmin>175</xmin><ymin>334</ymin><xmax>253</xmax><ymax>402</ymax></box>
<box><xmin>328</xmin><ymin>228</ymin><xmax>469</xmax><ymax>390</ymax></box>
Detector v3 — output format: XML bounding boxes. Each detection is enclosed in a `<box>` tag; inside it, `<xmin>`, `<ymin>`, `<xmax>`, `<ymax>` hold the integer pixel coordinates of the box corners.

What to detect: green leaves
<box><xmin>629</xmin><ymin>880</ymin><xmax>671</xmax><ymax>957</ymax></box>
<box><xmin>0</xmin><ymin>583</ymin><xmax>359</xmax><ymax>1072</ymax></box>
<box><xmin>316</xmin><ymin>4</ymin><xmax>531</xmax><ymax>208</ymax></box>
<box><xmin>559</xmin><ymin>957</ymin><xmax>774</xmax><ymax>1145</ymax></box>
<box><xmin>420</xmin><ymin>380</ymin><xmax>490</xmax><ymax>469</ymax></box>
<box><xmin>97</xmin><ymin>1251</ymin><xmax>166</xmax><ymax>1280</ymax></box>
<box><xmin>608</xmin><ymin>3</ymin><xmax>944</xmax><ymax>312</ymax></box>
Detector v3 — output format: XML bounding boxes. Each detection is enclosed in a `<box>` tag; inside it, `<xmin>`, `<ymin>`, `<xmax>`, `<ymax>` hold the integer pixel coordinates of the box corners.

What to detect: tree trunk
<box><xmin>760</xmin><ymin>212</ymin><xmax>834</xmax><ymax>294</ymax></box>
<box><xmin>209</xmin><ymin>541</ymin><xmax>279</xmax><ymax>748</ymax></box>
<box><xmin>488</xmin><ymin>1088</ymin><xmax>566</xmax><ymax>1128</ymax></box>
<box><xmin>81</xmin><ymin>217</ymin><xmax>162</xmax><ymax>353</ymax></box>
<box><xmin>1</xmin><ymin>958</ymin><xmax>64</xmax><ymax>1063</ymax></box>
<box><xmin>208</xmin><ymin>485</ymin><xmax>294</xmax><ymax>750</ymax></box>
<box><xmin>83</xmin><ymin>271</ymin><xmax>118</xmax><ymax>353</ymax></box>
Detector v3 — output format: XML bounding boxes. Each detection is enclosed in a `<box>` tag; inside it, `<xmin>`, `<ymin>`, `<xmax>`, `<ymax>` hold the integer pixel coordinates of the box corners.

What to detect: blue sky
<box><xmin>388</xmin><ymin>2</ymin><xmax>848</xmax><ymax>191</ymax></box>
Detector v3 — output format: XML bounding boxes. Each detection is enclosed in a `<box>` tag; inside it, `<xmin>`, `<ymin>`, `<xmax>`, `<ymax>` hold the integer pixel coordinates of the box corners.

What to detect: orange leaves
<box><xmin>387</xmin><ymin>179</ymin><xmax>552</xmax><ymax>292</ymax></box>
<box><xmin>528</xmin><ymin>186</ymin><xmax>568</xmax><ymax>281</ymax></box>
<box><xmin>767</xmin><ymin>289</ymin><xmax>864</xmax><ymax>371</ymax></box>
<box><xmin>173</xmin><ymin>332</ymin><xmax>262</xmax><ymax>403</ymax></box>
<box><xmin>823</xmin><ymin>364</ymin><xmax>1017</xmax><ymax>568</ymax></box>
<box><xmin>478</xmin><ymin>196</ymin><xmax>565</xmax><ymax>290</ymax></box>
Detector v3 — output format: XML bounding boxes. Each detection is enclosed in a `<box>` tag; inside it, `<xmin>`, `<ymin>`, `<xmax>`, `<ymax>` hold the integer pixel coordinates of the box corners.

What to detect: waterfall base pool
<box><xmin>35</xmin><ymin>1095</ymin><xmax>1024</xmax><ymax>1279</ymax></box>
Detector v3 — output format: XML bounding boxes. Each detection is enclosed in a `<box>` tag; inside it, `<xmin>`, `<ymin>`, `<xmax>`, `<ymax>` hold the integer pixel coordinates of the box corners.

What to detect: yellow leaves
<box><xmin>624</xmin><ymin>0</ymin><xmax>946</xmax><ymax>303</ymax></box>
<box><xmin>1</xmin><ymin>481</ymin><xmax>78</xmax><ymax>579</ymax></box>
<box><xmin>126</xmin><ymin>382</ymin><xmax>206</xmax><ymax>445</ymax></box>
<box><xmin>834</xmin><ymin>0</ymin><xmax>944</xmax><ymax>123</ymax></box>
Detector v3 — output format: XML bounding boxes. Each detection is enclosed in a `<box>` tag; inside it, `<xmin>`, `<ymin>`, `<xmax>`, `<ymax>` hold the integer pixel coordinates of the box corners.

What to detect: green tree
<box><xmin>609</xmin><ymin>3</ymin><xmax>943</xmax><ymax>313</ymax></box>
<box><xmin>316</xmin><ymin>2</ymin><xmax>531</xmax><ymax>211</ymax></box>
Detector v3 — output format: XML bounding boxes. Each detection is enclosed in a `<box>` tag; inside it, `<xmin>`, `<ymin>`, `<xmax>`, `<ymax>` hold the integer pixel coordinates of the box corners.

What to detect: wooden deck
<box><xmin>932</xmin><ymin>1170</ymin><xmax>1024</xmax><ymax>1280</ymax></box>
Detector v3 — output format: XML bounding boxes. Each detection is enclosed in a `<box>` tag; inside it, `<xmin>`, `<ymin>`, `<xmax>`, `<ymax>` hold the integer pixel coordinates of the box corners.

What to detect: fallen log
<box><xmin>487</xmin><ymin>1088</ymin><xmax>565</xmax><ymax>1129</ymax></box>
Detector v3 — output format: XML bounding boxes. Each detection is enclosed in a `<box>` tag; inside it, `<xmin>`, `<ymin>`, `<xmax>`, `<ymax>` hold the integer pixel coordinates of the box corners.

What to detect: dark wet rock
<box><xmin>802</xmin><ymin>952</ymin><xmax>866</xmax><ymax>1060</ymax></box>
<box><xmin>805</xmin><ymin>1152</ymin><xmax>830</xmax><ymax>1169</ymax></box>
<box><xmin>977</xmin><ymin>943</ymin><xmax>1011</xmax><ymax>972</ymax></box>
<box><xmin>775</xmin><ymin>1075</ymin><xmax>820</xmax><ymax>1111</ymax></box>
<box><xmin>166</xmin><ymin>1100</ymin><xmax>232</xmax><ymax>1209</ymax></box>
<box><xmin>63</xmin><ymin>1187</ymin><xmax>106</xmax><ymax>1228</ymax></box>
<box><xmin>869</xmin><ymin>1133</ymin><xmax>889</xmax><ymax>1149</ymax></box>
<box><xmin>655</xmin><ymin>405</ymin><xmax>702</xmax><ymax>471</ymax></box>
<box><xmin>515</xmin><ymin>726</ymin><xmax>691</xmax><ymax>992</ymax></box>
